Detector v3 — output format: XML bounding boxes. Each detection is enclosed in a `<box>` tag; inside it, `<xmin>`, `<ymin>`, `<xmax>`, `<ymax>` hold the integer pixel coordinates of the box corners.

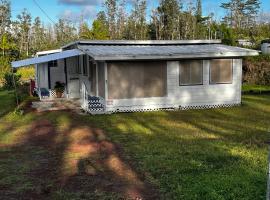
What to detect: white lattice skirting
<box><xmin>50</xmin><ymin>89</ymin><xmax>65</xmax><ymax>98</ymax></box>
<box><xmin>40</xmin><ymin>89</ymin><xmax>66</xmax><ymax>100</ymax></box>
<box><xmin>179</xmin><ymin>103</ymin><xmax>241</xmax><ymax>110</ymax></box>
<box><xmin>108</xmin><ymin>103</ymin><xmax>241</xmax><ymax>114</ymax></box>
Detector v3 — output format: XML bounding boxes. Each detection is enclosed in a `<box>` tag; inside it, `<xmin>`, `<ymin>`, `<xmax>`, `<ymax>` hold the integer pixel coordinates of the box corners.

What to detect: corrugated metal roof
<box><xmin>62</xmin><ymin>40</ymin><xmax>222</xmax><ymax>49</ymax></box>
<box><xmin>78</xmin><ymin>44</ymin><xmax>258</xmax><ymax>61</ymax></box>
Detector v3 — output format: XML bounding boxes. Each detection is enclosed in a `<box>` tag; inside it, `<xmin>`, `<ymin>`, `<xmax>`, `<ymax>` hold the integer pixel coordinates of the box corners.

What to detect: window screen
<box><xmin>179</xmin><ymin>60</ymin><xmax>203</xmax><ymax>85</ymax></box>
<box><xmin>89</xmin><ymin>60</ymin><xmax>97</xmax><ymax>96</ymax></box>
<box><xmin>107</xmin><ymin>61</ymin><xmax>167</xmax><ymax>99</ymax></box>
<box><xmin>76</xmin><ymin>56</ymin><xmax>81</xmax><ymax>74</ymax></box>
<box><xmin>82</xmin><ymin>55</ymin><xmax>88</xmax><ymax>76</ymax></box>
<box><xmin>210</xmin><ymin>59</ymin><xmax>232</xmax><ymax>84</ymax></box>
<box><xmin>89</xmin><ymin>60</ymin><xmax>95</xmax><ymax>78</ymax></box>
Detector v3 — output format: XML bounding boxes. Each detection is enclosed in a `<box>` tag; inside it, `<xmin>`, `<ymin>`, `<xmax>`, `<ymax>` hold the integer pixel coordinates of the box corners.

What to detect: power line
<box><xmin>32</xmin><ymin>0</ymin><xmax>75</xmax><ymax>41</ymax></box>
<box><xmin>32</xmin><ymin>0</ymin><xmax>56</xmax><ymax>25</ymax></box>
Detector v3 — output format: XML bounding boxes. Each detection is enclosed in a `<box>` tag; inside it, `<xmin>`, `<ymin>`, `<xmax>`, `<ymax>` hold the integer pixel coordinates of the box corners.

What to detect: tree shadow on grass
<box><xmin>0</xmin><ymin>111</ymin><xmax>160</xmax><ymax>200</ymax></box>
<box><xmin>1</xmin><ymin>94</ymin><xmax>268</xmax><ymax>200</ymax></box>
<box><xmin>90</xmin><ymin>96</ymin><xmax>270</xmax><ymax>199</ymax></box>
<box><xmin>62</xmin><ymin>126</ymin><xmax>159</xmax><ymax>199</ymax></box>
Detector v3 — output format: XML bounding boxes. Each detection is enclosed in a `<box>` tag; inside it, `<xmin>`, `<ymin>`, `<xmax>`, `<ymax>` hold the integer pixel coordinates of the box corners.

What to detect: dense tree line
<box><xmin>0</xmin><ymin>0</ymin><xmax>270</xmax><ymax>83</ymax></box>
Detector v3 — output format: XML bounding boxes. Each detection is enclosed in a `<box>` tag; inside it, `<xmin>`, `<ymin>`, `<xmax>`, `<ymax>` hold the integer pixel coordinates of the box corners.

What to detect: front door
<box><xmin>67</xmin><ymin>57</ymin><xmax>80</xmax><ymax>98</ymax></box>
<box><xmin>68</xmin><ymin>78</ymin><xmax>80</xmax><ymax>98</ymax></box>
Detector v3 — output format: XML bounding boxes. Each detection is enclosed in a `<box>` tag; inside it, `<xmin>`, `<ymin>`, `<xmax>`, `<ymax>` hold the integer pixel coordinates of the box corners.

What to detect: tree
<box><xmin>151</xmin><ymin>0</ymin><xmax>181</xmax><ymax>40</ymax></box>
<box><xmin>105</xmin><ymin>0</ymin><xmax>117</xmax><ymax>39</ymax></box>
<box><xmin>244</xmin><ymin>0</ymin><xmax>260</xmax><ymax>27</ymax></box>
<box><xmin>219</xmin><ymin>23</ymin><xmax>236</xmax><ymax>45</ymax></box>
<box><xmin>55</xmin><ymin>18</ymin><xmax>77</xmax><ymax>46</ymax></box>
<box><xmin>31</xmin><ymin>17</ymin><xmax>47</xmax><ymax>52</ymax></box>
<box><xmin>114</xmin><ymin>0</ymin><xmax>126</xmax><ymax>39</ymax></box>
<box><xmin>16</xmin><ymin>9</ymin><xmax>32</xmax><ymax>57</ymax></box>
<box><xmin>0</xmin><ymin>56</ymin><xmax>10</xmax><ymax>83</ymax></box>
<box><xmin>79</xmin><ymin>22</ymin><xmax>92</xmax><ymax>39</ymax></box>
<box><xmin>195</xmin><ymin>0</ymin><xmax>209</xmax><ymax>39</ymax></box>
<box><xmin>195</xmin><ymin>0</ymin><xmax>202</xmax><ymax>22</ymax></box>
<box><xmin>91</xmin><ymin>20</ymin><xmax>110</xmax><ymax>40</ymax></box>
<box><xmin>92</xmin><ymin>11</ymin><xmax>109</xmax><ymax>39</ymax></box>
<box><xmin>221</xmin><ymin>0</ymin><xmax>260</xmax><ymax>29</ymax></box>
<box><xmin>124</xmin><ymin>0</ymin><xmax>147</xmax><ymax>39</ymax></box>
<box><xmin>0</xmin><ymin>33</ymin><xmax>14</xmax><ymax>55</ymax></box>
<box><xmin>178</xmin><ymin>10</ymin><xmax>197</xmax><ymax>39</ymax></box>
<box><xmin>0</xmin><ymin>0</ymin><xmax>11</xmax><ymax>36</ymax></box>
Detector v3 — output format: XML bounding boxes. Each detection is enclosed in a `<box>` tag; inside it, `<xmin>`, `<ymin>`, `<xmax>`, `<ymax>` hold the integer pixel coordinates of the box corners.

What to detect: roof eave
<box><xmin>90</xmin><ymin>51</ymin><xmax>259</xmax><ymax>61</ymax></box>
<box><xmin>63</xmin><ymin>39</ymin><xmax>222</xmax><ymax>49</ymax></box>
<box><xmin>36</xmin><ymin>49</ymin><xmax>62</xmax><ymax>56</ymax></box>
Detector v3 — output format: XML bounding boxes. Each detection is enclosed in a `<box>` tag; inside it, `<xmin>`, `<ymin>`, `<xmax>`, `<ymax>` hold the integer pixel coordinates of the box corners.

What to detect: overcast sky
<box><xmin>10</xmin><ymin>0</ymin><xmax>270</xmax><ymax>25</ymax></box>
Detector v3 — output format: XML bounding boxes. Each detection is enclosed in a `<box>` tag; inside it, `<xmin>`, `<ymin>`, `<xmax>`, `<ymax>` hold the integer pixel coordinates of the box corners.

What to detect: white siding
<box><xmin>106</xmin><ymin>59</ymin><xmax>242</xmax><ymax>112</ymax></box>
<box><xmin>167</xmin><ymin>59</ymin><xmax>242</xmax><ymax>106</ymax></box>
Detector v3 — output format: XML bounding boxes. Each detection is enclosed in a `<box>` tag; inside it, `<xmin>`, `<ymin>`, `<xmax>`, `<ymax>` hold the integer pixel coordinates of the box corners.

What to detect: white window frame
<box><xmin>179</xmin><ymin>60</ymin><xmax>203</xmax><ymax>86</ymax></box>
<box><xmin>209</xmin><ymin>59</ymin><xmax>233</xmax><ymax>85</ymax></box>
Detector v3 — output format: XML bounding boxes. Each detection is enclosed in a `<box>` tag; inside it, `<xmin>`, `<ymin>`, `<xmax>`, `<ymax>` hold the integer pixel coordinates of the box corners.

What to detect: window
<box><xmin>210</xmin><ymin>59</ymin><xmax>232</xmax><ymax>84</ymax></box>
<box><xmin>82</xmin><ymin>55</ymin><xmax>88</xmax><ymax>76</ymax></box>
<box><xmin>179</xmin><ymin>60</ymin><xmax>203</xmax><ymax>85</ymax></box>
<box><xmin>48</xmin><ymin>60</ymin><xmax>57</xmax><ymax>68</ymax></box>
<box><xmin>108</xmin><ymin>61</ymin><xmax>167</xmax><ymax>99</ymax></box>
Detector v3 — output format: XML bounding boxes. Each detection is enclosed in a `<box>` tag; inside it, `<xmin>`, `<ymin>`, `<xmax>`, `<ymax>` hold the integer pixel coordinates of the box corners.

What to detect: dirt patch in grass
<box><xmin>0</xmin><ymin>111</ymin><xmax>160</xmax><ymax>200</ymax></box>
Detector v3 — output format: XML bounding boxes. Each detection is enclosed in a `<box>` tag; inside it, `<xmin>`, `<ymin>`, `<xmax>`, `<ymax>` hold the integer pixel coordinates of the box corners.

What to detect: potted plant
<box><xmin>54</xmin><ymin>81</ymin><xmax>65</xmax><ymax>98</ymax></box>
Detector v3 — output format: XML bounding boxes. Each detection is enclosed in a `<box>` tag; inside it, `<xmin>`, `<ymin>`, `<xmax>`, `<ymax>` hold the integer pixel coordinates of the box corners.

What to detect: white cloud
<box><xmin>60</xmin><ymin>5</ymin><xmax>97</xmax><ymax>23</ymax></box>
<box><xmin>58</xmin><ymin>0</ymin><xmax>104</xmax><ymax>6</ymax></box>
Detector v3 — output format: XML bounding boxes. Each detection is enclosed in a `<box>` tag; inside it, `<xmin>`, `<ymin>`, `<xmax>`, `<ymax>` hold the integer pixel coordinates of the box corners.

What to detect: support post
<box><xmin>64</xmin><ymin>58</ymin><xmax>68</xmax><ymax>97</ymax></box>
<box><xmin>104</xmin><ymin>62</ymin><xmax>108</xmax><ymax>112</ymax></box>
<box><xmin>96</xmin><ymin>62</ymin><xmax>98</xmax><ymax>96</ymax></box>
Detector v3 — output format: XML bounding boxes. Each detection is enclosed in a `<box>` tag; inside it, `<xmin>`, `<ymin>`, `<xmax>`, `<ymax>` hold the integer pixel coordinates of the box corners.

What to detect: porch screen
<box><xmin>89</xmin><ymin>61</ymin><xmax>96</xmax><ymax>96</ymax></box>
<box><xmin>179</xmin><ymin>60</ymin><xmax>203</xmax><ymax>85</ymax></box>
<box><xmin>82</xmin><ymin>55</ymin><xmax>88</xmax><ymax>76</ymax></box>
<box><xmin>107</xmin><ymin>61</ymin><xmax>167</xmax><ymax>99</ymax></box>
<box><xmin>210</xmin><ymin>59</ymin><xmax>232</xmax><ymax>84</ymax></box>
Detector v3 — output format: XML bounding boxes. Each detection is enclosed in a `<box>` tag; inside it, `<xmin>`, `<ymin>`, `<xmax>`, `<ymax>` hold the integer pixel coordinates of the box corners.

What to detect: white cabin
<box><xmin>12</xmin><ymin>40</ymin><xmax>258</xmax><ymax>114</ymax></box>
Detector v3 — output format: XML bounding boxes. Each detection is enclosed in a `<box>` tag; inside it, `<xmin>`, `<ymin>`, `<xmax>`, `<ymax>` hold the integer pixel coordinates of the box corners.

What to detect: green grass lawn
<box><xmin>242</xmin><ymin>84</ymin><xmax>270</xmax><ymax>93</ymax></box>
<box><xmin>0</xmin><ymin>89</ymin><xmax>269</xmax><ymax>199</ymax></box>
<box><xmin>0</xmin><ymin>90</ymin><xmax>15</xmax><ymax>117</ymax></box>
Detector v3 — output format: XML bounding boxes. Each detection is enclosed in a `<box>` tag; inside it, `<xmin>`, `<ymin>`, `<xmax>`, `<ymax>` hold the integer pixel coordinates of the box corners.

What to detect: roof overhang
<box><xmin>12</xmin><ymin>49</ymin><xmax>83</xmax><ymax>68</ymax></box>
<box><xmin>87</xmin><ymin>51</ymin><xmax>259</xmax><ymax>61</ymax></box>
<box><xmin>78</xmin><ymin>44</ymin><xmax>259</xmax><ymax>61</ymax></box>
<box><xmin>62</xmin><ymin>39</ymin><xmax>222</xmax><ymax>49</ymax></box>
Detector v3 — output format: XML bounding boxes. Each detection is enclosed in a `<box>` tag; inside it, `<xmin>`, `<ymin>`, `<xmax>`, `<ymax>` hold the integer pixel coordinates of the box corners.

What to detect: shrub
<box><xmin>3</xmin><ymin>72</ymin><xmax>21</xmax><ymax>90</ymax></box>
<box><xmin>16</xmin><ymin>67</ymin><xmax>35</xmax><ymax>82</ymax></box>
<box><xmin>0</xmin><ymin>56</ymin><xmax>11</xmax><ymax>84</ymax></box>
<box><xmin>243</xmin><ymin>55</ymin><xmax>270</xmax><ymax>85</ymax></box>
